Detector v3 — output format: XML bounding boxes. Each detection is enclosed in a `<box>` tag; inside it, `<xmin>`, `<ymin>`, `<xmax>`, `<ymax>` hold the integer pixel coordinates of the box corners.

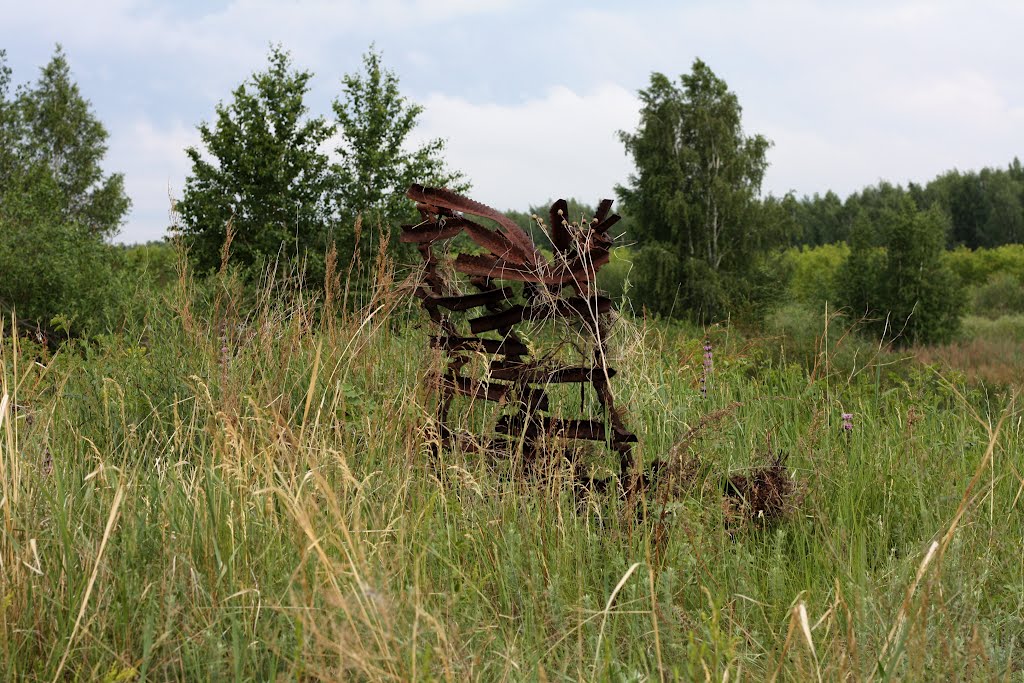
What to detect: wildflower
<box><xmin>841</xmin><ymin>412</ymin><xmax>854</xmax><ymax>432</ymax></box>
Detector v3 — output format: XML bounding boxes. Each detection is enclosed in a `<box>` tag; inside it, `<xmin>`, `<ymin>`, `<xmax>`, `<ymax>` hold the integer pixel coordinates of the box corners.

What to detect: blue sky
<box><xmin>3</xmin><ymin>0</ymin><xmax>1023</xmax><ymax>243</ymax></box>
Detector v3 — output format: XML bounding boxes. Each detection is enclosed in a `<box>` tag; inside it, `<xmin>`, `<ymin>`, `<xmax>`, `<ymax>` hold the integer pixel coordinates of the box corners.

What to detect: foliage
<box><xmin>970</xmin><ymin>272</ymin><xmax>1024</xmax><ymax>319</ymax></box>
<box><xmin>332</xmin><ymin>47</ymin><xmax>467</xmax><ymax>263</ymax></box>
<box><xmin>119</xmin><ymin>240</ymin><xmax>180</xmax><ymax>290</ymax></box>
<box><xmin>0</xmin><ymin>50</ymin><xmax>14</xmax><ymax>183</ymax></box>
<box><xmin>790</xmin><ymin>190</ymin><xmax>846</xmax><ymax>246</ymax></box>
<box><xmin>0</xmin><ymin>216</ymin><xmax>124</xmax><ymax>334</ymax></box>
<box><xmin>617</xmin><ymin>59</ymin><xmax>787</xmax><ymax>321</ymax></box>
<box><xmin>782</xmin><ymin>242</ymin><xmax>849</xmax><ymax>307</ymax></box>
<box><xmin>837</xmin><ymin>198</ymin><xmax>964</xmax><ymax>345</ymax></box>
<box><xmin>944</xmin><ymin>243</ymin><xmax>1024</xmax><ymax>288</ymax></box>
<box><xmin>929</xmin><ymin>162</ymin><xmax>1024</xmax><ymax>248</ymax></box>
<box><xmin>177</xmin><ymin>46</ymin><xmax>465</xmax><ymax>285</ymax></box>
<box><xmin>961</xmin><ymin>313</ymin><xmax>1024</xmax><ymax>343</ymax></box>
<box><xmin>1</xmin><ymin>45</ymin><xmax>129</xmax><ymax>237</ymax></box>
<box><xmin>0</xmin><ymin>46</ymin><xmax>129</xmax><ymax>334</ymax></box>
<box><xmin>2</xmin><ymin>280</ymin><xmax>1021</xmax><ymax>679</ymax></box>
<box><xmin>792</xmin><ymin>159</ymin><xmax>1024</xmax><ymax>250</ymax></box>
<box><xmin>177</xmin><ymin>46</ymin><xmax>337</xmax><ymax>280</ymax></box>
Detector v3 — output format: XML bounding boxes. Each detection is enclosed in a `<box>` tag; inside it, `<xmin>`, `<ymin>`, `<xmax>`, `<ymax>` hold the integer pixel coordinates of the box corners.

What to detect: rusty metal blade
<box><xmin>401</xmin><ymin>220</ymin><xmax>463</xmax><ymax>243</ymax></box>
<box><xmin>594</xmin><ymin>199</ymin><xmax>614</xmax><ymax>223</ymax></box>
<box><xmin>549</xmin><ymin>199</ymin><xmax>571</xmax><ymax>253</ymax></box>
<box><xmin>594</xmin><ymin>213</ymin><xmax>621</xmax><ymax>234</ymax></box>
<box><xmin>462</xmin><ymin>217</ymin><xmax>531</xmax><ymax>265</ymax></box>
<box><xmin>469</xmin><ymin>306</ymin><xmax>527</xmax><ymax>334</ymax></box>
<box><xmin>548</xmin><ymin>296</ymin><xmax>614</xmax><ymax>319</ymax></box>
<box><xmin>497</xmin><ymin>416</ymin><xmax>616</xmax><ymax>442</ymax></box>
<box><xmin>407</xmin><ymin>184</ymin><xmax>540</xmax><ymax>266</ymax></box>
<box><xmin>523</xmin><ymin>388</ymin><xmax>549</xmax><ymax>412</ymax></box>
<box><xmin>452</xmin><ymin>254</ymin><xmax>549</xmax><ymax>284</ymax></box>
<box><xmin>440</xmin><ymin>373</ymin><xmax>509</xmax><ymax>403</ymax></box>
<box><xmin>469</xmin><ymin>297</ymin><xmax>613</xmax><ymax>334</ymax></box>
<box><xmin>453</xmin><ymin>253</ymin><xmax>603</xmax><ymax>286</ymax></box>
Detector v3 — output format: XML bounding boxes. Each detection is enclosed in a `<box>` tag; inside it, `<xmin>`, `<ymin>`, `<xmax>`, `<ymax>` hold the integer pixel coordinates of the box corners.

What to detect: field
<box><xmin>1</xmin><ymin>273</ymin><xmax>1022</xmax><ymax>681</ymax></box>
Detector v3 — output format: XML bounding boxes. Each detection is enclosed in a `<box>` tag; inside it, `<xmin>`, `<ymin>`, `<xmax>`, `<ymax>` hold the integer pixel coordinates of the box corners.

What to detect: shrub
<box><xmin>970</xmin><ymin>272</ymin><xmax>1024</xmax><ymax>318</ymax></box>
<box><xmin>782</xmin><ymin>242</ymin><xmax>848</xmax><ymax>307</ymax></box>
<box><xmin>0</xmin><ymin>217</ymin><xmax>125</xmax><ymax>335</ymax></box>
<box><xmin>837</xmin><ymin>202</ymin><xmax>964</xmax><ymax>346</ymax></box>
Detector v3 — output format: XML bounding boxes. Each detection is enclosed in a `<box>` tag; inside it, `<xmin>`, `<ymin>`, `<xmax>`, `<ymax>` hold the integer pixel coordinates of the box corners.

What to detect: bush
<box><xmin>960</xmin><ymin>313</ymin><xmax>1024</xmax><ymax>343</ymax></box>
<box><xmin>970</xmin><ymin>272</ymin><xmax>1024</xmax><ymax>318</ymax></box>
<box><xmin>0</xmin><ymin>218</ymin><xmax>125</xmax><ymax>335</ymax></box>
<box><xmin>945</xmin><ymin>244</ymin><xmax>1024</xmax><ymax>288</ymax></box>
<box><xmin>782</xmin><ymin>243</ymin><xmax>848</xmax><ymax>307</ymax></box>
<box><xmin>837</xmin><ymin>202</ymin><xmax>963</xmax><ymax>346</ymax></box>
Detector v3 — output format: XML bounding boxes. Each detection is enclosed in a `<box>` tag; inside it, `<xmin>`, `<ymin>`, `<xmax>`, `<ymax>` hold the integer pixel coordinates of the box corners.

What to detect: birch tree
<box><xmin>617</xmin><ymin>59</ymin><xmax>774</xmax><ymax>319</ymax></box>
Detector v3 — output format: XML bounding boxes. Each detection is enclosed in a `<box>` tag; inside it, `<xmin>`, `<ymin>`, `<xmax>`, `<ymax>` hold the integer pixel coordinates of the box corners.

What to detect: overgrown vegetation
<box><xmin>2</xmin><ymin>42</ymin><xmax>1024</xmax><ymax>681</ymax></box>
<box><xmin>0</xmin><ymin>46</ymin><xmax>130</xmax><ymax>336</ymax></box>
<box><xmin>2</xmin><ymin>248</ymin><xmax>1022</xmax><ymax>680</ymax></box>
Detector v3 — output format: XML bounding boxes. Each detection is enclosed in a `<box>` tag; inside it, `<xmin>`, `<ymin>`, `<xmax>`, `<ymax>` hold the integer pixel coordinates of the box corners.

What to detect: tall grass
<box><xmin>1</xmin><ymin>255</ymin><xmax>1021</xmax><ymax>681</ymax></box>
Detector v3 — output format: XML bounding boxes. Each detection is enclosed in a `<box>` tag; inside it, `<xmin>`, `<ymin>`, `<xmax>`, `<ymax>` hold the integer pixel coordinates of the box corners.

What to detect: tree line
<box><xmin>3</xmin><ymin>44</ymin><xmax>1019</xmax><ymax>348</ymax></box>
<box><xmin>792</xmin><ymin>161</ymin><xmax>1024</xmax><ymax>249</ymax></box>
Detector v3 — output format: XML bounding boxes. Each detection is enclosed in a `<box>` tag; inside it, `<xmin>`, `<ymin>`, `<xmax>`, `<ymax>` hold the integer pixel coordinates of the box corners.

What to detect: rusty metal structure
<box><xmin>403</xmin><ymin>184</ymin><xmax>638</xmax><ymax>485</ymax></box>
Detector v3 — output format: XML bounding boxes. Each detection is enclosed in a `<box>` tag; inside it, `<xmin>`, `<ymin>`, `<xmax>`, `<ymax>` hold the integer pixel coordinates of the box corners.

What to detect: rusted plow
<box><xmin>403</xmin><ymin>184</ymin><xmax>639</xmax><ymax>488</ymax></box>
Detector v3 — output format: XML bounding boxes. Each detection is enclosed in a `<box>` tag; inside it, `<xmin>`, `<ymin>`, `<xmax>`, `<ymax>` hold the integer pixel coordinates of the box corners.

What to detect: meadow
<box><xmin>1</xmin><ymin>259</ymin><xmax>1022</xmax><ymax>682</ymax></box>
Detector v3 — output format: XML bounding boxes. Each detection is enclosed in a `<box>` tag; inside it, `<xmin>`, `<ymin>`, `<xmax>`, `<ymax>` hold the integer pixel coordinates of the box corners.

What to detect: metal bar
<box><xmin>432</xmin><ymin>335</ymin><xmax>530</xmax><ymax>357</ymax></box>
<box><xmin>440</xmin><ymin>373</ymin><xmax>509</xmax><ymax>403</ymax></box>
<box><xmin>488</xmin><ymin>362</ymin><xmax>618</xmax><ymax>384</ymax></box>
<box><xmin>423</xmin><ymin>287</ymin><xmax>514</xmax><ymax>311</ymax></box>
<box><xmin>469</xmin><ymin>297</ymin><xmax>613</xmax><ymax>334</ymax></box>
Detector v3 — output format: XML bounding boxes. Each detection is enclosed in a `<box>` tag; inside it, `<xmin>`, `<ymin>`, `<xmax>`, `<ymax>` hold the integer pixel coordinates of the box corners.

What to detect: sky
<box><xmin>2</xmin><ymin>0</ymin><xmax>1023</xmax><ymax>244</ymax></box>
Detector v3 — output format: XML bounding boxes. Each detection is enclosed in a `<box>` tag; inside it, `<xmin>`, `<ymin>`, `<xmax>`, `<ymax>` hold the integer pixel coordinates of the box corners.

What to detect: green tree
<box><xmin>793</xmin><ymin>190</ymin><xmax>846</xmax><ymax>245</ymax></box>
<box><xmin>0</xmin><ymin>46</ymin><xmax>128</xmax><ymax>335</ymax></box>
<box><xmin>617</xmin><ymin>59</ymin><xmax>775</xmax><ymax>320</ymax></box>
<box><xmin>838</xmin><ymin>197</ymin><xmax>963</xmax><ymax>345</ymax></box>
<box><xmin>981</xmin><ymin>170</ymin><xmax>1024</xmax><ymax>246</ymax></box>
<box><xmin>0</xmin><ymin>49</ymin><xmax>15</xmax><ymax>184</ymax></box>
<box><xmin>332</xmin><ymin>48</ymin><xmax>466</xmax><ymax>261</ymax></box>
<box><xmin>6</xmin><ymin>46</ymin><xmax>129</xmax><ymax>237</ymax></box>
<box><xmin>177</xmin><ymin>45</ymin><xmax>337</xmax><ymax>278</ymax></box>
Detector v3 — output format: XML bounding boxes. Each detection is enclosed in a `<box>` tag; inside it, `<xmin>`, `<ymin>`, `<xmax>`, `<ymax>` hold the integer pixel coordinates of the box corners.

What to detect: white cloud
<box><xmin>412</xmin><ymin>83</ymin><xmax>641</xmax><ymax>211</ymax></box>
<box><xmin>8</xmin><ymin>0</ymin><xmax>1024</xmax><ymax>241</ymax></box>
<box><xmin>106</xmin><ymin>118</ymin><xmax>199</xmax><ymax>243</ymax></box>
<box><xmin>5</xmin><ymin>0</ymin><xmax>512</xmax><ymax>74</ymax></box>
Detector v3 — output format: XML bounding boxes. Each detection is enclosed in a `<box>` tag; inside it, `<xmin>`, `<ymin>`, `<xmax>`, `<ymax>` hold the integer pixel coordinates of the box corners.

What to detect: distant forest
<box><xmin>790</xmin><ymin>159</ymin><xmax>1024</xmax><ymax>249</ymax></box>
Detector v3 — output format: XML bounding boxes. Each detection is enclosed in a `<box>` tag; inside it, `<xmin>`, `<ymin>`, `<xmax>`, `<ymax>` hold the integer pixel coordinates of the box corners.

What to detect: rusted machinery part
<box><xmin>406</xmin><ymin>184</ymin><xmax>638</xmax><ymax>485</ymax></box>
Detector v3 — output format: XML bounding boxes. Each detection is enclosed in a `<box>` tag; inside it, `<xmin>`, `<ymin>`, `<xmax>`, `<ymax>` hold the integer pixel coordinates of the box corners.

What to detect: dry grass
<box><xmin>1</xmin><ymin>252</ymin><xmax>1022</xmax><ymax>679</ymax></box>
<box><xmin>914</xmin><ymin>336</ymin><xmax>1024</xmax><ymax>386</ymax></box>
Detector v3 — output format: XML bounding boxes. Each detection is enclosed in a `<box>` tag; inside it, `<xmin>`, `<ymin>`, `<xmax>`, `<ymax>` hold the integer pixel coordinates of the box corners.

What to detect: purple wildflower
<box><xmin>841</xmin><ymin>412</ymin><xmax>854</xmax><ymax>434</ymax></box>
